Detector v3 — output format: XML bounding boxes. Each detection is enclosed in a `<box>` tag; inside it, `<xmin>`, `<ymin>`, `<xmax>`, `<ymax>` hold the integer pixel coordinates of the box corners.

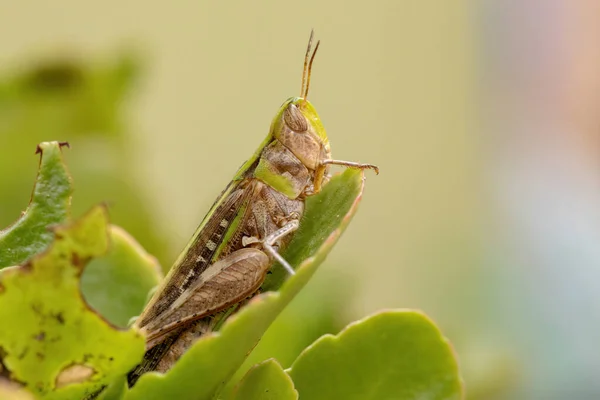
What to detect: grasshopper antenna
<box><xmin>301</xmin><ymin>30</ymin><xmax>320</xmax><ymax>100</ymax></box>
<box><xmin>301</xmin><ymin>30</ymin><xmax>314</xmax><ymax>99</ymax></box>
<box><xmin>304</xmin><ymin>38</ymin><xmax>320</xmax><ymax>100</ymax></box>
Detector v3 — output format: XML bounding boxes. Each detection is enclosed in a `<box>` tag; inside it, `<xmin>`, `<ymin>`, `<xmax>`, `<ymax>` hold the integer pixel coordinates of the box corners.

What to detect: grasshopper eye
<box><xmin>283</xmin><ymin>104</ymin><xmax>308</xmax><ymax>133</ymax></box>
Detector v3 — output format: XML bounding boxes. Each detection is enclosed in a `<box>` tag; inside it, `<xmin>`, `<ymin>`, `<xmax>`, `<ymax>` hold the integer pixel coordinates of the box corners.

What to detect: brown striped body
<box><xmin>128</xmin><ymin>149</ymin><xmax>309</xmax><ymax>385</ymax></box>
<box><xmin>126</xmin><ymin>36</ymin><xmax>378</xmax><ymax>387</ymax></box>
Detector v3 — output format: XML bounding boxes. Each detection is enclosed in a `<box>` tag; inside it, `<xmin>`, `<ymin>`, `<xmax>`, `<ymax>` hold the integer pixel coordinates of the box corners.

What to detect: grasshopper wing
<box><xmin>141</xmin><ymin>247</ymin><xmax>270</xmax><ymax>349</ymax></box>
<box><xmin>137</xmin><ymin>179</ymin><xmax>257</xmax><ymax>329</ymax></box>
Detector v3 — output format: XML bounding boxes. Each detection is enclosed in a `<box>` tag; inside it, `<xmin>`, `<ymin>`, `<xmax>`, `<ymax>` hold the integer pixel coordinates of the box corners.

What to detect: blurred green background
<box><xmin>2</xmin><ymin>1</ymin><xmax>599</xmax><ymax>399</ymax></box>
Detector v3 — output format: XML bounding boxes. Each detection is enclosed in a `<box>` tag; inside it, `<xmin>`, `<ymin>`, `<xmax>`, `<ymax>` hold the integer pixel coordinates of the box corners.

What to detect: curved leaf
<box><xmin>229</xmin><ymin>359</ymin><xmax>297</xmax><ymax>400</ymax></box>
<box><xmin>125</xmin><ymin>168</ymin><xmax>368</xmax><ymax>400</ymax></box>
<box><xmin>287</xmin><ymin>310</ymin><xmax>464</xmax><ymax>400</ymax></box>
<box><xmin>0</xmin><ymin>142</ymin><xmax>72</xmax><ymax>269</ymax></box>
<box><xmin>82</xmin><ymin>225</ymin><xmax>163</xmax><ymax>328</ymax></box>
<box><xmin>0</xmin><ymin>206</ymin><xmax>145</xmax><ymax>399</ymax></box>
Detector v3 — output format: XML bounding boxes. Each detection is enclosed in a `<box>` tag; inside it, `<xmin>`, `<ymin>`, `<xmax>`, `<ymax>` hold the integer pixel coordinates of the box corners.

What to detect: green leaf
<box><xmin>0</xmin><ymin>206</ymin><xmax>145</xmax><ymax>400</ymax></box>
<box><xmin>0</xmin><ymin>142</ymin><xmax>72</xmax><ymax>269</ymax></box>
<box><xmin>219</xmin><ymin>271</ymin><xmax>354</xmax><ymax>399</ymax></box>
<box><xmin>124</xmin><ymin>168</ymin><xmax>367</xmax><ymax>400</ymax></box>
<box><xmin>287</xmin><ymin>310</ymin><xmax>464</xmax><ymax>400</ymax></box>
<box><xmin>0</xmin><ymin>140</ymin><xmax>162</xmax><ymax>329</ymax></box>
<box><xmin>229</xmin><ymin>359</ymin><xmax>297</xmax><ymax>400</ymax></box>
<box><xmin>81</xmin><ymin>225</ymin><xmax>163</xmax><ymax>328</ymax></box>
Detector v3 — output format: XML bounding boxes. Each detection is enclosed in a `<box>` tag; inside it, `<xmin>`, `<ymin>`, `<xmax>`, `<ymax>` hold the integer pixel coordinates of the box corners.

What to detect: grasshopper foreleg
<box><xmin>262</xmin><ymin>219</ymin><xmax>299</xmax><ymax>276</ymax></box>
<box><xmin>322</xmin><ymin>159</ymin><xmax>380</xmax><ymax>174</ymax></box>
<box><xmin>312</xmin><ymin>159</ymin><xmax>379</xmax><ymax>194</ymax></box>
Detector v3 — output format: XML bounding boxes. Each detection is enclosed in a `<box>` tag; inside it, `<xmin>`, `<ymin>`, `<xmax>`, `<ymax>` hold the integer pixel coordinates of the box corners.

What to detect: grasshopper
<box><xmin>127</xmin><ymin>31</ymin><xmax>378</xmax><ymax>385</ymax></box>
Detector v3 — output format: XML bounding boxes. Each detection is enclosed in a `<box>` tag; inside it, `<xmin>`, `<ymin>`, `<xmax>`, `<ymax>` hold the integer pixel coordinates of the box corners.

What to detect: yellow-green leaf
<box><xmin>0</xmin><ymin>206</ymin><xmax>145</xmax><ymax>399</ymax></box>
<box><xmin>0</xmin><ymin>142</ymin><xmax>72</xmax><ymax>269</ymax></box>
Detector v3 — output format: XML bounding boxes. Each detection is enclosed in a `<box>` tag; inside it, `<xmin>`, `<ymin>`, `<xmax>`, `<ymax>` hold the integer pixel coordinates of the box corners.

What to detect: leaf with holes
<box><xmin>0</xmin><ymin>206</ymin><xmax>145</xmax><ymax>400</ymax></box>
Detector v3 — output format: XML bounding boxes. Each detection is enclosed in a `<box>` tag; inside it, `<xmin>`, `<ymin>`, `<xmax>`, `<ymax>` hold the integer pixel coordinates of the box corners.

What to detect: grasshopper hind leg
<box><xmin>129</xmin><ymin>248</ymin><xmax>273</xmax><ymax>385</ymax></box>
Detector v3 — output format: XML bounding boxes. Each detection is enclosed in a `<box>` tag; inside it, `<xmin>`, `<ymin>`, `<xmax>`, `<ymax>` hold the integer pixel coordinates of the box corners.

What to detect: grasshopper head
<box><xmin>271</xmin><ymin>32</ymin><xmax>331</xmax><ymax>170</ymax></box>
<box><xmin>272</xmin><ymin>97</ymin><xmax>331</xmax><ymax>170</ymax></box>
